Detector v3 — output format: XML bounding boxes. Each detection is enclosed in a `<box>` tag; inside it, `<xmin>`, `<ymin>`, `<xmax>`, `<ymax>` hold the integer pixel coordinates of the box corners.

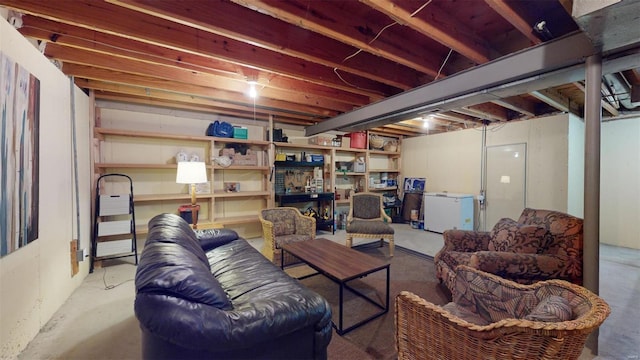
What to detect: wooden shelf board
<box><xmin>369</xmin><ymin>150</ymin><xmax>401</xmax><ymax>156</ymax></box>
<box><xmin>213</xmin><ymin>215</ymin><xmax>259</xmax><ymax>225</ymax></box>
<box><xmin>96</xmin><ymin>128</ymin><xmax>212</xmax><ymax>141</ymax></box>
<box><xmin>214</xmin><ymin>165</ymin><xmax>270</xmax><ymax>171</ymax></box>
<box><xmin>275</xmin><ymin>143</ymin><xmax>335</xmax><ymax>151</ymax></box>
<box><xmin>134</xmin><ymin>193</ymin><xmax>214</xmax><ymax>202</ymax></box>
<box><xmin>96</xmin><ymin>127</ymin><xmax>269</xmax><ymax>145</ymax></box>
<box><xmin>213</xmin><ymin>137</ymin><xmax>269</xmax><ymax>146</ymax></box>
<box><xmin>369</xmin><ymin>169</ymin><xmax>400</xmax><ymax>173</ymax></box>
<box><xmin>96</xmin><ymin>163</ymin><xmax>213</xmax><ymax>169</ymax></box>
<box><xmin>213</xmin><ymin>191</ymin><xmax>271</xmax><ymax>198</ymax></box>
<box><xmin>334</xmin><ymin>148</ymin><xmax>368</xmax><ymax>153</ymax></box>
<box><xmin>368</xmin><ymin>186</ymin><xmax>398</xmax><ymax>191</ymax></box>
<box><xmin>334</xmin><ymin>172</ymin><xmax>366</xmax><ymax>176</ymax></box>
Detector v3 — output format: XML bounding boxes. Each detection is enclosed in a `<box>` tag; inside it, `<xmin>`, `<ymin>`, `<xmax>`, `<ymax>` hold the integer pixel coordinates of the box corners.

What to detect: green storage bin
<box><xmin>233</xmin><ymin>127</ymin><xmax>248</xmax><ymax>139</ymax></box>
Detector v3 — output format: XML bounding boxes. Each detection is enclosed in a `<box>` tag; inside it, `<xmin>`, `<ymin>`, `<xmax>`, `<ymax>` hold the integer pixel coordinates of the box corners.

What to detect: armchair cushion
<box><xmin>346</xmin><ymin>219</ymin><xmax>394</xmax><ymax>234</ymax></box>
<box><xmin>441</xmin><ymin>302</ymin><xmax>490</xmax><ymax>326</ymax></box>
<box><xmin>274</xmin><ymin>218</ymin><xmax>296</xmax><ymax>236</ymax></box>
<box><xmin>489</xmin><ymin>218</ymin><xmax>553</xmax><ymax>254</ymax></box>
<box><xmin>259</xmin><ymin>207</ymin><xmax>316</xmax><ymax>266</ymax></box>
<box><xmin>525</xmin><ymin>295</ymin><xmax>572</xmax><ymax>322</ymax></box>
<box><xmin>352</xmin><ymin>195</ymin><xmax>382</xmax><ymax>219</ymax></box>
<box><xmin>436</xmin><ymin>208</ymin><xmax>584</xmax><ymax>290</ymax></box>
<box><xmin>275</xmin><ymin>234</ymin><xmax>314</xmax><ymax>248</ymax></box>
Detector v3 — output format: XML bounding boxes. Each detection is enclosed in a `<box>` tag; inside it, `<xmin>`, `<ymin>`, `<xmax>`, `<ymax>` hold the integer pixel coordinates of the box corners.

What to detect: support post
<box><xmin>583</xmin><ymin>52</ymin><xmax>602</xmax><ymax>355</ymax></box>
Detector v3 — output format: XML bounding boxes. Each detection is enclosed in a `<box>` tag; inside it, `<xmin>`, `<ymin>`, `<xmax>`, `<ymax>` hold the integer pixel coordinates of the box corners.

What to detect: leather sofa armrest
<box><xmin>470</xmin><ymin>251</ymin><xmax>568</xmax><ymax>281</ymax></box>
<box><xmin>136</xmin><ymin>292</ymin><xmax>331</xmax><ymax>351</ymax></box>
<box><xmin>442</xmin><ymin>230</ymin><xmax>491</xmax><ymax>252</ymax></box>
<box><xmin>195</xmin><ymin>228</ymin><xmax>238</xmax><ymax>251</ymax></box>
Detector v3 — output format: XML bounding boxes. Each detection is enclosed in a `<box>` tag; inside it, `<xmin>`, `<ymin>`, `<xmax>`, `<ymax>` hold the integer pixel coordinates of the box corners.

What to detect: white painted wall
<box><xmin>402</xmin><ymin>113</ymin><xmax>640</xmax><ymax>249</ymax></box>
<box><xmin>0</xmin><ymin>18</ymin><xmax>92</xmax><ymax>358</ymax></box>
<box><xmin>403</xmin><ymin>114</ymin><xmax>573</xmax><ymax>217</ymax></box>
<box><xmin>601</xmin><ymin>117</ymin><xmax>640</xmax><ymax>249</ymax></box>
<box><xmin>568</xmin><ymin>114</ymin><xmax>585</xmax><ymax>217</ymax></box>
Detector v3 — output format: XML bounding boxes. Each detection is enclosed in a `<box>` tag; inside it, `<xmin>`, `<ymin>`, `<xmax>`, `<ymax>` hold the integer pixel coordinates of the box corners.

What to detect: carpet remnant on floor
<box><xmin>309</xmin><ymin>243</ymin><xmax>450</xmax><ymax>360</ymax></box>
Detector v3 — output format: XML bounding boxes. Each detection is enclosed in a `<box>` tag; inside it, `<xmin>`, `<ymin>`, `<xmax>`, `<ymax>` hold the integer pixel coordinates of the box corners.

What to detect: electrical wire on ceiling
<box><xmin>334</xmin><ymin>0</ymin><xmax>455</xmax><ymax>89</ymax></box>
<box><xmin>435</xmin><ymin>48</ymin><xmax>453</xmax><ymax>80</ymax></box>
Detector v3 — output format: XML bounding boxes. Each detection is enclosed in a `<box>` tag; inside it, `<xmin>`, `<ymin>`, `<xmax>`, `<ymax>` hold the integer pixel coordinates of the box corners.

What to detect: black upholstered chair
<box><xmin>345</xmin><ymin>192</ymin><xmax>394</xmax><ymax>257</ymax></box>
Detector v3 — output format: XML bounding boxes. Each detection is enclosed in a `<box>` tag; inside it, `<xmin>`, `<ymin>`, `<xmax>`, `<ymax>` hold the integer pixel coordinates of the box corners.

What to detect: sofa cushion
<box><xmin>489</xmin><ymin>218</ymin><xmax>552</xmax><ymax>254</ymax></box>
<box><xmin>146</xmin><ymin>214</ymin><xmax>210</xmax><ymax>268</ymax></box>
<box><xmin>196</xmin><ymin>228</ymin><xmax>238</xmax><ymax>251</ymax></box>
<box><xmin>136</xmin><ymin>242</ymin><xmax>232</xmax><ymax>310</ymax></box>
<box><xmin>525</xmin><ymin>295</ymin><xmax>572</xmax><ymax>322</ymax></box>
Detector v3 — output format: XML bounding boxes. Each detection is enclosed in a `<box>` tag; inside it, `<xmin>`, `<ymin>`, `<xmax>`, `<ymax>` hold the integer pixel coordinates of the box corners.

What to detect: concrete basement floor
<box><xmin>14</xmin><ymin>224</ymin><xmax>640</xmax><ymax>359</ymax></box>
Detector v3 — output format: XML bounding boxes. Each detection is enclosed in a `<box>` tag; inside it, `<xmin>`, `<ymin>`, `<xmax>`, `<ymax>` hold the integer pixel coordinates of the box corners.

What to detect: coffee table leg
<box><xmin>338</xmin><ymin>282</ymin><xmax>344</xmax><ymax>335</ymax></box>
<box><xmin>385</xmin><ymin>266</ymin><xmax>390</xmax><ymax>312</ymax></box>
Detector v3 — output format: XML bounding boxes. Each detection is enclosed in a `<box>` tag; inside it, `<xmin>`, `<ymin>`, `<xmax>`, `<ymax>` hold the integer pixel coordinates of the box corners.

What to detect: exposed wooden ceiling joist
<box><xmin>1</xmin><ymin>0</ymin><xmax>638</xmax><ymax>138</ymax></box>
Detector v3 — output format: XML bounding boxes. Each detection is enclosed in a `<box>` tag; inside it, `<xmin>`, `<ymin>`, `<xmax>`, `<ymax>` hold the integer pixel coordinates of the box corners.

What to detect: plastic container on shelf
<box><xmin>349</xmin><ymin>132</ymin><xmax>367</xmax><ymax>149</ymax></box>
<box><xmin>233</xmin><ymin>126</ymin><xmax>248</xmax><ymax>139</ymax></box>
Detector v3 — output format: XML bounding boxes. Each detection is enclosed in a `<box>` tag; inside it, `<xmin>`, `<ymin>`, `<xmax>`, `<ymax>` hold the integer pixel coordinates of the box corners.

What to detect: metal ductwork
<box><xmin>603</xmin><ymin>73</ymin><xmax>640</xmax><ymax>109</ymax></box>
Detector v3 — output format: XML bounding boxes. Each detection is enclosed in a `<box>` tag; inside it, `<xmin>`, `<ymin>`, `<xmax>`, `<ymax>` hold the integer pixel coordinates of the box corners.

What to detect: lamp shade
<box><xmin>176</xmin><ymin>162</ymin><xmax>207</xmax><ymax>184</ymax></box>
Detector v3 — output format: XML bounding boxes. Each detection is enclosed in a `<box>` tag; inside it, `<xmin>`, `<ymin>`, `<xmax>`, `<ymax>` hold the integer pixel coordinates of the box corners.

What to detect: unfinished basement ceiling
<box><xmin>1</xmin><ymin>0</ymin><xmax>639</xmax><ymax>137</ymax></box>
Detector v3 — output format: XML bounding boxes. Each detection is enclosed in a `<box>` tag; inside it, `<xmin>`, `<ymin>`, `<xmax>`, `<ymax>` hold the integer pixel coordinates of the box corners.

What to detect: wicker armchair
<box><xmin>259</xmin><ymin>207</ymin><xmax>315</xmax><ymax>266</ymax></box>
<box><xmin>395</xmin><ymin>266</ymin><xmax>610</xmax><ymax>360</ymax></box>
<box><xmin>435</xmin><ymin>208</ymin><xmax>583</xmax><ymax>292</ymax></box>
<box><xmin>345</xmin><ymin>192</ymin><xmax>394</xmax><ymax>257</ymax></box>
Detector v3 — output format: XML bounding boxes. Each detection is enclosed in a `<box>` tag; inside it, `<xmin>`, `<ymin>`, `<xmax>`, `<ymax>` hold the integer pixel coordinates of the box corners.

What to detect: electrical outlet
<box><xmin>76</xmin><ymin>248</ymin><xmax>88</xmax><ymax>262</ymax></box>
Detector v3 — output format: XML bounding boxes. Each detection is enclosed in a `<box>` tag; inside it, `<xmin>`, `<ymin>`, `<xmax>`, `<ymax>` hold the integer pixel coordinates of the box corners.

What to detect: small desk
<box><xmin>275</xmin><ymin>192</ymin><xmax>335</xmax><ymax>233</ymax></box>
<box><xmin>282</xmin><ymin>238</ymin><xmax>390</xmax><ymax>335</ymax></box>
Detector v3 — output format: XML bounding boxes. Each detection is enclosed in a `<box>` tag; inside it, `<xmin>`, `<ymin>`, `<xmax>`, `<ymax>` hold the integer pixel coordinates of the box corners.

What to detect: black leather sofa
<box><xmin>134</xmin><ymin>213</ymin><xmax>332</xmax><ymax>359</ymax></box>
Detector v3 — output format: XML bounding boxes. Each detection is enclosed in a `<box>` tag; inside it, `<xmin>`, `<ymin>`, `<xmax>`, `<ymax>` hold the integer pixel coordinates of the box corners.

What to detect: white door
<box><xmin>484</xmin><ymin>143</ymin><xmax>526</xmax><ymax>230</ymax></box>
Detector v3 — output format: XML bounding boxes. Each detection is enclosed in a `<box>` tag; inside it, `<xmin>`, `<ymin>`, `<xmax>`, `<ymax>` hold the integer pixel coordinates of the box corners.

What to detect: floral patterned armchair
<box><xmin>259</xmin><ymin>207</ymin><xmax>315</xmax><ymax>266</ymax></box>
<box><xmin>435</xmin><ymin>208</ymin><xmax>583</xmax><ymax>292</ymax></box>
<box><xmin>345</xmin><ymin>192</ymin><xmax>395</xmax><ymax>257</ymax></box>
<box><xmin>396</xmin><ymin>266</ymin><xmax>609</xmax><ymax>360</ymax></box>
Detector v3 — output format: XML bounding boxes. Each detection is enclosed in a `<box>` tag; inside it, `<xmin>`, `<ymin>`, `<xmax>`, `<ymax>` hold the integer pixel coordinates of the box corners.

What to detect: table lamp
<box><xmin>176</xmin><ymin>161</ymin><xmax>207</xmax><ymax>229</ymax></box>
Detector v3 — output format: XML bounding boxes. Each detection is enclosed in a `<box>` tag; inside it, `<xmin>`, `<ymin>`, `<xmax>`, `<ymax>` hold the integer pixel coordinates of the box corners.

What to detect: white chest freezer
<box><xmin>423</xmin><ymin>192</ymin><xmax>474</xmax><ymax>233</ymax></box>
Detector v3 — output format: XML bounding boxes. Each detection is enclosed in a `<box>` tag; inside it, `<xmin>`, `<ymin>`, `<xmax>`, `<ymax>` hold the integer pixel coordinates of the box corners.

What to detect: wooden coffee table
<box><xmin>281</xmin><ymin>238</ymin><xmax>390</xmax><ymax>335</ymax></box>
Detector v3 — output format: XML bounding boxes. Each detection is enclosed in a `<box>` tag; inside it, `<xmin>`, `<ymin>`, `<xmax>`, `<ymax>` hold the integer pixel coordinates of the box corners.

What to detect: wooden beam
<box><xmin>228</xmin><ymin>0</ymin><xmax>442</xmax><ymax>78</ymax></box>
<box><xmin>67</xmin><ymin>65</ymin><xmax>337</xmax><ymax>118</ymax></box>
<box><xmin>490</xmin><ymin>95</ymin><xmax>538</xmax><ymax>117</ymax></box>
<box><xmin>436</xmin><ymin>112</ymin><xmax>483</xmax><ymax>125</ymax></box>
<box><xmin>18</xmin><ymin>16</ymin><xmax>375</xmax><ymax>106</ymax></box>
<box><xmin>530</xmin><ymin>88</ymin><xmax>583</xmax><ymax>117</ymax></box>
<box><xmin>573</xmin><ymin>81</ymin><xmax>620</xmax><ymax>117</ymax></box>
<box><xmin>78</xmin><ymin>80</ymin><xmax>324</xmax><ymax>123</ymax></box>
<box><xmin>109</xmin><ymin>0</ymin><xmax>426</xmax><ymax>90</ymax></box>
<box><xmin>462</xmin><ymin>102</ymin><xmax>510</xmax><ymax>122</ymax></box>
<box><xmin>2</xmin><ymin>0</ymin><xmax>394</xmax><ymax>97</ymax></box>
<box><xmin>361</xmin><ymin>0</ymin><xmax>493</xmax><ymax>64</ymax></box>
<box><xmin>46</xmin><ymin>44</ymin><xmax>355</xmax><ymax>113</ymax></box>
<box><xmin>95</xmin><ymin>91</ymin><xmax>316</xmax><ymax>126</ymax></box>
<box><xmin>483</xmin><ymin>0</ymin><xmax>542</xmax><ymax>45</ymax></box>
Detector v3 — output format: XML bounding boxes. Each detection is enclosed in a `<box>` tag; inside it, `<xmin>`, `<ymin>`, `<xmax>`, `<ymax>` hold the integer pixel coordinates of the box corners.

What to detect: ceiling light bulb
<box><xmin>248</xmin><ymin>81</ymin><xmax>257</xmax><ymax>99</ymax></box>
